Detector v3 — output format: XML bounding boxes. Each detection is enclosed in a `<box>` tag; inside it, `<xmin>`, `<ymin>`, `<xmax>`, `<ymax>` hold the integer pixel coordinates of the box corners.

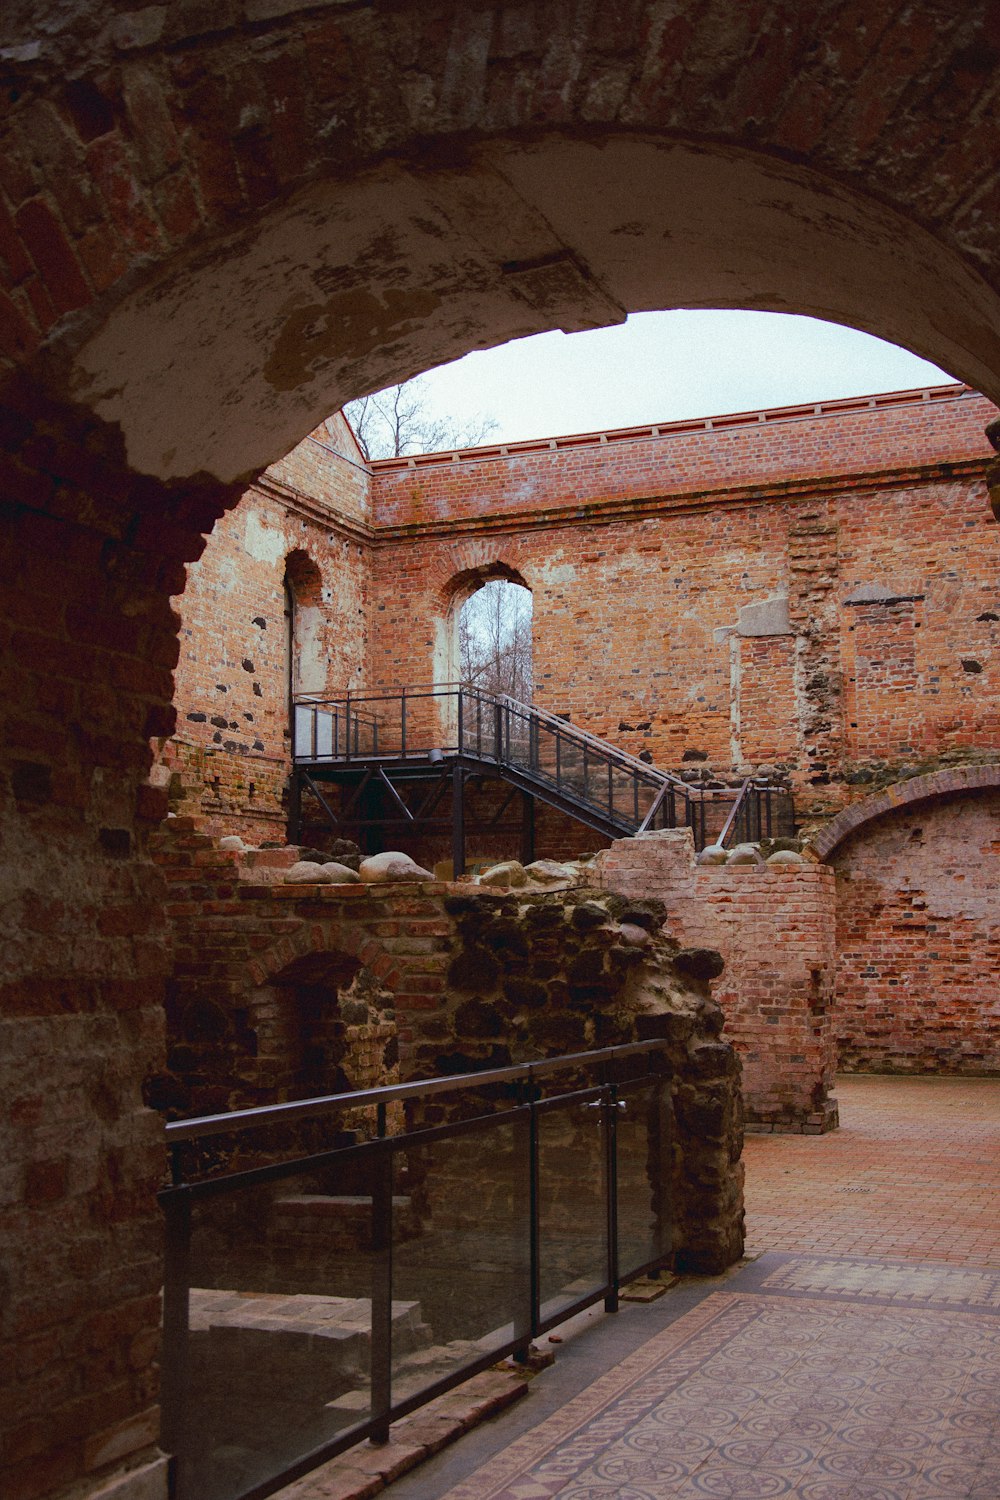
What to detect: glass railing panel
<box><xmin>537</xmin><ymin>1093</ymin><xmax>608</xmax><ymax>1324</ymax></box>
<box><xmin>315</xmin><ymin>709</ymin><xmax>334</xmax><ymax>758</ymax></box>
<box><xmin>293</xmin><ymin>703</ymin><xmax>315</xmax><ymax>759</ymax></box>
<box><xmin>609</xmin><ymin>764</ymin><xmax>641</xmax><ymax>826</ymax></box>
<box><xmin>171</xmin><ymin>1153</ymin><xmax>378</xmax><ymax>1500</ymax></box>
<box><xmin>389</xmin><ymin>1112</ymin><xmax>531</xmax><ymax>1401</ymax></box>
<box><xmin>615</xmin><ymin>1080</ymin><xmax>674</xmax><ymax>1283</ymax></box>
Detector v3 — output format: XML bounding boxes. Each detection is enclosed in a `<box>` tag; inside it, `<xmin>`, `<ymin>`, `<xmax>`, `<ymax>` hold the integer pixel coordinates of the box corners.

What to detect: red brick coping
<box><xmin>811</xmin><ymin>764</ymin><xmax>1000</xmax><ymax>860</ymax></box>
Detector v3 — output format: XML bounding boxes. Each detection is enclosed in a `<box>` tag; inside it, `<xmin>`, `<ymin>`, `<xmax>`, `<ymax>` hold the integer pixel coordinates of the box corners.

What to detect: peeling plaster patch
<box><xmin>243</xmin><ymin>511</ymin><xmax>286</xmax><ymax>566</ymax></box>
<box><xmin>738</xmin><ymin>595</ymin><xmax>791</xmax><ymax>636</ymax></box>
<box><xmin>535</xmin><ymin>559</ymin><xmax>578</xmax><ymax>585</ymax></box>
<box><xmin>264</xmin><ymin>287</ymin><xmax>441</xmax><ymax>394</ymax></box>
<box><xmin>294</xmin><ymin>605</ymin><xmax>325</xmax><ymax>695</ymax></box>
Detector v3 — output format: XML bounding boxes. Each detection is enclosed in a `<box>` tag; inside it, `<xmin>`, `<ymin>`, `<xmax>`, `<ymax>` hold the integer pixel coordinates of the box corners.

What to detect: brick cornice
<box><xmin>252</xmin><ymin>474</ymin><xmax>376</xmax><ymax>545</ymax></box>
<box><xmin>371</xmin><ymin>457</ymin><xmax>990</xmax><ymax>546</ymax></box>
<box><xmin>812</xmin><ymin>763</ymin><xmax>1000</xmax><ymax>860</ymax></box>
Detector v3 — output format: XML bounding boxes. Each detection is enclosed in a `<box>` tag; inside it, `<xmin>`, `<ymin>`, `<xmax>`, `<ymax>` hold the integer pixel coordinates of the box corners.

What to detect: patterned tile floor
<box><xmin>378</xmin><ymin>1077</ymin><xmax>1000</xmax><ymax>1500</ymax></box>
<box><xmin>744</xmin><ymin>1076</ymin><xmax>1000</xmax><ymax>1267</ymax></box>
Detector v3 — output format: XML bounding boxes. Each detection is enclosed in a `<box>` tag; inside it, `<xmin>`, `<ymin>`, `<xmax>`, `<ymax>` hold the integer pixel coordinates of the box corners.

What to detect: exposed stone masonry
<box><xmin>151</xmin><ymin>819</ymin><xmax>744</xmax><ymax>1276</ymax></box>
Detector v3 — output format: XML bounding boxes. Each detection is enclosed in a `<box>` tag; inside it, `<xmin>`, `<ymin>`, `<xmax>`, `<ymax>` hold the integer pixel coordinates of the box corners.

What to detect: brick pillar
<box><xmin>0</xmin><ymin>380</ymin><xmax>240</xmax><ymax>1500</ymax></box>
<box><xmin>595</xmin><ymin>831</ymin><xmax>838</xmax><ymax>1131</ymax></box>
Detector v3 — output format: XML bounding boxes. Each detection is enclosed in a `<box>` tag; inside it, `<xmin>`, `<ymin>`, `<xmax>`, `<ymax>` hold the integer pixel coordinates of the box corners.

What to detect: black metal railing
<box><xmin>718</xmin><ymin>779</ymin><xmax>796</xmax><ymax>848</ymax></box>
<box><xmin>160</xmin><ymin>1042</ymin><xmax>674</xmax><ymax>1500</ymax></box>
<box><xmin>292</xmin><ymin>684</ymin><xmax>702</xmax><ymax>840</ymax></box>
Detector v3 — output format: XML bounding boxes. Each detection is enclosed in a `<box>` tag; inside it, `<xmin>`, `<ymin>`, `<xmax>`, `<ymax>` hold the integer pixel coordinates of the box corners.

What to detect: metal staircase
<box><xmin>290</xmin><ymin>684</ymin><xmax>792</xmax><ymax>872</ymax></box>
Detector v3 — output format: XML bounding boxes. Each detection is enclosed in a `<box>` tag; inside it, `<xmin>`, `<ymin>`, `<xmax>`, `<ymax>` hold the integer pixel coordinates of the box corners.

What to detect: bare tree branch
<box><xmin>345</xmin><ymin>376</ymin><xmax>498</xmax><ymax>460</ymax></box>
<box><xmin>460</xmin><ymin>580</ymin><xmax>532</xmax><ymax>703</ymax></box>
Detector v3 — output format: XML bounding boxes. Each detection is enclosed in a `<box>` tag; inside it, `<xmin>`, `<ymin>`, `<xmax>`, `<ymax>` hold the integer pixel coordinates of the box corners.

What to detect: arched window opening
<box><xmin>458</xmin><ymin>577</ymin><xmax>533</xmax><ymax>704</ymax></box>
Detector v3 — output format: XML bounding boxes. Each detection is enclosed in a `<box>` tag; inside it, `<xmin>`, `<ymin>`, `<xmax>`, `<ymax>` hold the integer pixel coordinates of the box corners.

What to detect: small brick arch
<box><xmin>246</xmin><ymin>918</ymin><xmax>397</xmax><ymax>992</ymax></box>
<box><xmin>430</xmin><ymin>538</ymin><xmax>532</xmax><ymax>611</ymax></box>
<box><xmin>812</xmin><ymin>765</ymin><xmax>1000</xmax><ymax>861</ymax></box>
<box><xmin>284</xmin><ymin>547</ymin><xmax>324</xmax><ymax>608</ymax></box>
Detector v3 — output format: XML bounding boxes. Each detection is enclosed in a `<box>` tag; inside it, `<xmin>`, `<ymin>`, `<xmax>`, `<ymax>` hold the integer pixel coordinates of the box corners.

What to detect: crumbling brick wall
<box><xmin>594</xmin><ymin>831</ymin><xmax>838</xmax><ymax>1131</ymax></box>
<box><xmin>163</xmin><ymin>412</ymin><xmax>372</xmax><ymax>833</ymax></box>
<box><xmin>832</xmin><ymin>788</ymin><xmax>1000</xmax><ymax>1074</ymax></box>
<box><xmin>369</xmin><ymin>388</ymin><xmax>999</xmax><ymax>823</ymax></box>
<box><xmin>150</xmin><ymin>820</ymin><xmax>744</xmax><ymax>1274</ymax></box>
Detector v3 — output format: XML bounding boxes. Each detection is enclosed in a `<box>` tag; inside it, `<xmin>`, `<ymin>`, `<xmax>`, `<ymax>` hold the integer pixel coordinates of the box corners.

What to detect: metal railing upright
<box><xmin>159</xmin><ymin>1042</ymin><xmax>675</xmax><ymax>1500</ymax></box>
<box><xmin>291</xmin><ymin>684</ymin><xmax>710</xmax><ymax>840</ymax></box>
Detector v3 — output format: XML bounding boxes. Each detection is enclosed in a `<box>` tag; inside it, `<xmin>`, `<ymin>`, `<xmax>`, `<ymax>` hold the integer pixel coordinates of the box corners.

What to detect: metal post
<box><xmin>604</xmin><ymin>1083</ymin><xmax>619</xmax><ymax>1314</ymax></box>
<box><xmin>452</xmin><ymin>764</ymin><xmax>465</xmax><ymax>878</ymax></box>
<box><xmin>457</xmin><ymin>688</ymin><xmax>464</xmax><ymax>754</ymax></box>
<box><xmin>370</xmin><ymin>1144</ymin><xmax>393</xmax><ymax>1445</ymax></box>
<box><xmin>401</xmin><ymin>692</ymin><xmax>407</xmax><ymax>757</ymax></box>
<box><xmin>515</xmin><ymin>1084</ymin><xmax>540</xmax><ymax>1359</ymax></box>
<box><xmin>160</xmin><ymin>1188</ymin><xmax>192</xmax><ymax>1494</ymax></box>
<box><xmin>520</xmin><ymin>790</ymin><xmax>536</xmax><ymax>866</ymax></box>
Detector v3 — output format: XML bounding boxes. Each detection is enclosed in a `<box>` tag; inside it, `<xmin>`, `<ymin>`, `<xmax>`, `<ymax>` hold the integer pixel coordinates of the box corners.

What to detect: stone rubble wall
<box><xmin>151</xmin><ymin>819</ymin><xmax>744</xmax><ymax>1276</ymax></box>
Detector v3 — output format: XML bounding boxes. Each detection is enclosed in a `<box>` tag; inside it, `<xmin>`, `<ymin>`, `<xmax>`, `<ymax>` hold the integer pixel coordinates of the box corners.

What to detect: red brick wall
<box><xmin>0</xmin><ymin>383</ymin><xmax>242</xmax><ymax>1500</ymax></box>
<box><xmin>698</xmin><ymin>865</ymin><xmax>839</xmax><ymax>1133</ymax></box>
<box><xmin>371</xmin><ymin>387</ymin><xmax>992</xmax><ymax>526</ymax></box>
<box><xmin>170</xmin><ymin>387</ymin><xmax>999</xmax><ymax>839</ymax></box>
<box><xmin>165</xmin><ymin>414</ymin><xmax>373</xmax><ymax>827</ymax></box>
<box><xmin>369</xmin><ymin>391</ymin><xmax>999</xmax><ymax>818</ymax></box>
<box><xmin>595</xmin><ymin>832</ymin><xmax>838</xmax><ymax>1130</ymax></box>
<box><xmin>833</xmin><ymin>789</ymin><xmax>1000</xmax><ymax>1075</ymax></box>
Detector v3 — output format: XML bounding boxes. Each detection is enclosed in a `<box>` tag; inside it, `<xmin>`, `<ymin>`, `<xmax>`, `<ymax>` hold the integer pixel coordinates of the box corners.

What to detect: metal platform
<box><xmin>290</xmin><ymin>685</ymin><xmax>792</xmax><ymax>874</ymax></box>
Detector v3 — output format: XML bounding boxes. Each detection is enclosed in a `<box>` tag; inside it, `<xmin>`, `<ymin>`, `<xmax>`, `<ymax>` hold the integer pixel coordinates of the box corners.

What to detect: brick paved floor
<box><xmin>744</xmin><ymin>1076</ymin><xmax>1000</xmax><ymax>1267</ymax></box>
<box><xmin>280</xmin><ymin>1075</ymin><xmax>1000</xmax><ymax>1500</ymax></box>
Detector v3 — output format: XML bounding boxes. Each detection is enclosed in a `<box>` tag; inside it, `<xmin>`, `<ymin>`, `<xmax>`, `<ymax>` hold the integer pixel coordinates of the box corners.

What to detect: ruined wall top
<box><xmin>368</xmin><ymin>384</ymin><xmax>996</xmax><ymax>531</ymax></box>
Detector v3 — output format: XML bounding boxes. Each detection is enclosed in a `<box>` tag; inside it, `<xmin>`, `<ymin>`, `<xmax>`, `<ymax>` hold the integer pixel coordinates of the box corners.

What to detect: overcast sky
<box><xmin>413</xmin><ymin>310</ymin><xmax>954</xmax><ymax>449</ymax></box>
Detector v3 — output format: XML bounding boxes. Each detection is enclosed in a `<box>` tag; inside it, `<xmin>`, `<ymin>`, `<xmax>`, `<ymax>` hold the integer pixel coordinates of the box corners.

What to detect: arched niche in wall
<box><xmin>250</xmin><ymin>948</ymin><xmax>399</xmax><ymax>1112</ymax></box>
<box><xmin>283</xmin><ymin>549</ymin><xmax>326</xmax><ymax>706</ymax></box>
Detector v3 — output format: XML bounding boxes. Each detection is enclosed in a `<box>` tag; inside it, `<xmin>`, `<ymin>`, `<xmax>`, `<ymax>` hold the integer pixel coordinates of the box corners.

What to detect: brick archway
<box><xmin>246</xmin><ymin>917</ymin><xmax>398</xmax><ymax>993</ymax></box>
<box><xmin>6</xmin><ymin>6</ymin><xmax>1000</xmax><ymax>1496</ymax></box>
<box><xmin>811</xmin><ymin>765</ymin><xmax>1000</xmax><ymax>861</ymax></box>
<box><xmin>6</xmin><ymin>7</ymin><xmax>1000</xmax><ymax>492</ymax></box>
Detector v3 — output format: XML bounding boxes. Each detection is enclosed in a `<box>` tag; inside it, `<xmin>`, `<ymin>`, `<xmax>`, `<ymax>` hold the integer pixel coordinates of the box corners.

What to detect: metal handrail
<box><xmin>294</xmin><ymin>684</ymin><xmax>691</xmax><ymax>790</ymax></box>
<box><xmin>160</xmin><ymin>1039</ymin><xmax>676</xmax><ymax>1499</ymax></box>
<box><xmin>717</xmin><ymin>777</ymin><xmax>753</xmax><ymax>848</ymax></box>
<box><xmin>494</xmin><ymin>692</ymin><xmax>691</xmax><ymax>790</ymax></box>
<box><xmin>164</xmin><ymin>1039</ymin><xmax>670</xmax><ymax>1143</ymax></box>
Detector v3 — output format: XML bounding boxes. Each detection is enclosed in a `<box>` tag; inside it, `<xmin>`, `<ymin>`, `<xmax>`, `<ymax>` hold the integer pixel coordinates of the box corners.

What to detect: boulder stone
<box><xmin>219</xmin><ymin>834</ymin><xmax>246</xmax><ymax>851</ymax></box>
<box><xmin>321</xmin><ymin>861</ymin><xmax>361</xmax><ymax>883</ymax></box>
<box><xmin>479</xmin><ymin>860</ymin><xmax>528</xmax><ymax>888</ymax></box>
<box><xmin>358</xmin><ymin>851</ymin><xmax>433</xmax><ymax>882</ymax></box>
<box><xmin>524</xmin><ymin>859</ymin><xmax>577</xmax><ymax>885</ymax></box>
<box><xmin>727</xmin><ymin>843</ymin><xmax>762</xmax><ymax>866</ymax></box>
<box><xmin>674</xmin><ymin>947</ymin><xmax>726</xmax><ymax>981</ymax></box>
<box><xmin>285</xmin><ymin>860</ymin><xmax>335</xmax><ymax>884</ymax></box>
<box><xmin>617</xmin><ymin>922</ymin><xmax>652</xmax><ymax>947</ymax></box>
<box><xmin>697</xmin><ymin>844</ymin><xmax>729</xmax><ymax>865</ymax></box>
<box><xmin>766</xmin><ymin>849</ymin><xmax>806</xmax><ymax>866</ymax></box>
